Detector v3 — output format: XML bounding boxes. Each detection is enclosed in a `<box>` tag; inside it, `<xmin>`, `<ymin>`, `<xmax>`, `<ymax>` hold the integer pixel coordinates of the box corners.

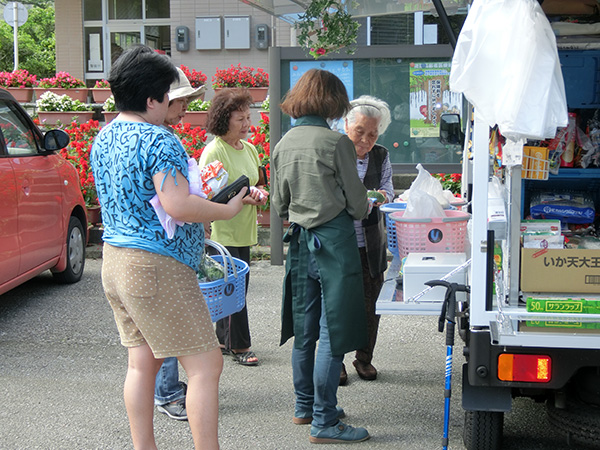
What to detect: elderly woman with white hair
<box><xmin>341</xmin><ymin>95</ymin><xmax>394</xmax><ymax>383</ymax></box>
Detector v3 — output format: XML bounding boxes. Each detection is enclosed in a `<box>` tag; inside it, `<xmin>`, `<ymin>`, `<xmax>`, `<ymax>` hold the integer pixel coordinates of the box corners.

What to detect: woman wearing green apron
<box><xmin>271</xmin><ymin>69</ymin><xmax>372</xmax><ymax>444</ymax></box>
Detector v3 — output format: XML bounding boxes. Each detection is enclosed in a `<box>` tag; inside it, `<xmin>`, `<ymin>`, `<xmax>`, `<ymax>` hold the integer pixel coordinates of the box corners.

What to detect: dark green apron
<box><xmin>280</xmin><ymin>211</ymin><xmax>368</xmax><ymax>356</ymax></box>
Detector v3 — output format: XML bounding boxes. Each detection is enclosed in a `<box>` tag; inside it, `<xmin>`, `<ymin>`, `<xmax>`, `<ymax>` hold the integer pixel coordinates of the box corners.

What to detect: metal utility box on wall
<box><xmin>255</xmin><ymin>24</ymin><xmax>269</xmax><ymax>49</ymax></box>
<box><xmin>224</xmin><ymin>16</ymin><xmax>250</xmax><ymax>49</ymax></box>
<box><xmin>196</xmin><ymin>16</ymin><xmax>221</xmax><ymax>50</ymax></box>
<box><xmin>176</xmin><ymin>26</ymin><xmax>189</xmax><ymax>52</ymax></box>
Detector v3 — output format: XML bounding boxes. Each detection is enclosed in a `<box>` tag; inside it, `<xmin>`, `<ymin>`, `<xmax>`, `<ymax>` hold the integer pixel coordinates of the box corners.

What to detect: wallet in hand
<box><xmin>210</xmin><ymin>175</ymin><xmax>250</xmax><ymax>204</ymax></box>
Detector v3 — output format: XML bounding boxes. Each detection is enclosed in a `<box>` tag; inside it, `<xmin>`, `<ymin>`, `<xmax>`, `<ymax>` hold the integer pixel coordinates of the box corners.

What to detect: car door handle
<box><xmin>22</xmin><ymin>179</ymin><xmax>31</xmax><ymax>196</ymax></box>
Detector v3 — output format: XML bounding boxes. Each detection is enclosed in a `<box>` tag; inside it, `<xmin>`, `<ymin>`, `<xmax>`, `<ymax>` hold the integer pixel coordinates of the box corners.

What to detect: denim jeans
<box><xmin>154</xmin><ymin>357</ymin><xmax>185</xmax><ymax>405</ymax></box>
<box><xmin>292</xmin><ymin>256</ymin><xmax>343</xmax><ymax>428</ymax></box>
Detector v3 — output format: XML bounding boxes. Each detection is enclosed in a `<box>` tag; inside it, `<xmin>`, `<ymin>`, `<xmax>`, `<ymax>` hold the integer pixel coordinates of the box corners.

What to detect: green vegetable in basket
<box><xmin>197</xmin><ymin>253</ymin><xmax>225</xmax><ymax>282</ymax></box>
<box><xmin>367</xmin><ymin>190</ymin><xmax>386</xmax><ymax>203</ymax></box>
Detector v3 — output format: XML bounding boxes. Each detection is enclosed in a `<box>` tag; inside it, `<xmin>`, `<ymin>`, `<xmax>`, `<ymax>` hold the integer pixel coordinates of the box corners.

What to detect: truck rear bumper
<box><xmin>462</xmin><ymin>329</ymin><xmax>600</xmax><ymax>410</ymax></box>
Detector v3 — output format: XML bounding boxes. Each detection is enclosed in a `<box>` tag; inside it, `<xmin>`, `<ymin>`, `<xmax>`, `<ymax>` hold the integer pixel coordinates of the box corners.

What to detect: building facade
<box><xmin>56</xmin><ymin>0</ymin><xmax>294</xmax><ymax>94</ymax></box>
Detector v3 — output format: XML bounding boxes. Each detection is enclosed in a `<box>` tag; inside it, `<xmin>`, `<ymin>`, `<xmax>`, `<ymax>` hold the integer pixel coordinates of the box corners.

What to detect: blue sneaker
<box><xmin>309</xmin><ymin>420</ymin><xmax>370</xmax><ymax>444</ymax></box>
<box><xmin>293</xmin><ymin>406</ymin><xmax>346</xmax><ymax>425</ymax></box>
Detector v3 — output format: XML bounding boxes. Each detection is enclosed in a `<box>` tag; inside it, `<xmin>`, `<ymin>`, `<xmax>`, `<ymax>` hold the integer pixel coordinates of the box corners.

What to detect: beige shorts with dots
<box><xmin>101</xmin><ymin>243</ymin><xmax>218</xmax><ymax>359</ymax></box>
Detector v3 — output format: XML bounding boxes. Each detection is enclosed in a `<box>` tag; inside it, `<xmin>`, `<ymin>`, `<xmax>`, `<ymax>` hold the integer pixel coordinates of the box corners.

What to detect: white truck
<box><xmin>378</xmin><ymin>2</ymin><xmax>600</xmax><ymax>448</ymax></box>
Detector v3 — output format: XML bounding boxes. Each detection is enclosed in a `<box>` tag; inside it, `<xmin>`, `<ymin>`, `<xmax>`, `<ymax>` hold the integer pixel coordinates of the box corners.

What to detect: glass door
<box><xmin>110</xmin><ymin>27</ymin><xmax>142</xmax><ymax>65</ymax></box>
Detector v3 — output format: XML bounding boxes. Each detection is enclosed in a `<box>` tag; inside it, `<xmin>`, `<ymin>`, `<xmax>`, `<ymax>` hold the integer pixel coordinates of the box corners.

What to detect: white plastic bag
<box><xmin>399</xmin><ymin>164</ymin><xmax>451</xmax><ymax>209</ymax></box>
<box><xmin>150</xmin><ymin>158</ymin><xmax>210</xmax><ymax>239</ymax></box>
<box><xmin>404</xmin><ymin>188</ymin><xmax>445</xmax><ymax>218</ymax></box>
<box><xmin>450</xmin><ymin>0</ymin><xmax>568</xmax><ymax>140</ymax></box>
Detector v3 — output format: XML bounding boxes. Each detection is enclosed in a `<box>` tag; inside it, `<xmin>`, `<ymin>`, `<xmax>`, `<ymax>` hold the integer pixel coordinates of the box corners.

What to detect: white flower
<box><xmin>102</xmin><ymin>95</ymin><xmax>116</xmax><ymax>112</ymax></box>
<box><xmin>36</xmin><ymin>91</ymin><xmax>92</xmax><ymax>112</ymax></box>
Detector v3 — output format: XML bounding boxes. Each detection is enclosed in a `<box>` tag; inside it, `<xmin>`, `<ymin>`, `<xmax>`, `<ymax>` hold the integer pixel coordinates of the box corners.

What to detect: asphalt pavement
<box><xmin>0</xmin><ymin>249</ymin><xmax>577</xmax><ymax>450</ymax></box>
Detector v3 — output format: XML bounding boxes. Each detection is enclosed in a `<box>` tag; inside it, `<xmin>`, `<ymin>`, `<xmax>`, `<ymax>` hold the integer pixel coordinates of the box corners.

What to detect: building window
<box><xmin>146</xmin><ymin>0</ymin><xmax>170</xmax><ymax>19</ymax></box>
<box><xmin>108</xmin><ymin>0</ymin><xmax>142</xmax><ymax>20</ymax></box>
<box><xmin>370</xmin><ymin>13</ymin><xmax>466</xmax><ymax>46</ymax></box>
<box><xmin>83</xmin><ymin>0</ymin><xmax>102</xmax><ymax>21</ymax></box>
<box><xmin>84</xmin><ymin>0</ymin><xmax>171</xmax><ymax>79</ymax></box>
<box><xmin>145</xmin><ymin>26</ymin><xmax>171</xmax><ymax>54</ymax></box>
<box><xmin>106</xmin><ymin>0</ymin><xmax>170</xmax><ymax>20</ymax></box>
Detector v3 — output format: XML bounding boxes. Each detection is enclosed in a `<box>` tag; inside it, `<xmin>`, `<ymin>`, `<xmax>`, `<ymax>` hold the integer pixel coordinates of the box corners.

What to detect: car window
<box><xmin>0</xmin><ymin>102</ymin><xmax>40</xmax><ymax>156</ymax></box>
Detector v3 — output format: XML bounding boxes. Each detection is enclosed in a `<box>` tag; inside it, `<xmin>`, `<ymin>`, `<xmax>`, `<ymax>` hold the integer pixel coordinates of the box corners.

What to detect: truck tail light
<box><xmin>497</xmin><ymin>354</ymin><xmax>551</xmax><ymax>382</ymax></box>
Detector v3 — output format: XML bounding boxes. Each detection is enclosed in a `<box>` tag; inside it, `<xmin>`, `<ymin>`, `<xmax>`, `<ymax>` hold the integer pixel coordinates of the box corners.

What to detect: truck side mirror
<box><xmin>440</xmin><ymin>113</ymin><xmax>464</xmax><ymax>146</ymax></box>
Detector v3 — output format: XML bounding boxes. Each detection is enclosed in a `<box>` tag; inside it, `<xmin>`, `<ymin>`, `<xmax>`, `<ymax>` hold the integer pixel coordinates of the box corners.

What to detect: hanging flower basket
<box><xmin>296</xmin><ymin>0</ymin><xmax>360</xmax><ymax>59</ymax></box>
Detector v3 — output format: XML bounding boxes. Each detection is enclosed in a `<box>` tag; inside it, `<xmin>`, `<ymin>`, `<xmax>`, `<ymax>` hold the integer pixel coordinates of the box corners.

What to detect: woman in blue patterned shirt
<box><xmin>90</xmin><ymin>45</ymin><xmax>245</xmax><ymax>450</ymax></box>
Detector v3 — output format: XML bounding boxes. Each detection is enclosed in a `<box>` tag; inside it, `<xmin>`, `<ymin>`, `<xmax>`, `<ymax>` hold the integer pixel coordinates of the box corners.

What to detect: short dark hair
<box><xmin>207</xmin><ymin>88</ymin><xmax>254</xmax><ymax>136</ymax></box>
<box><xmin>280</xmin><ymin>69</ymin><xmax>350</xmax><ymax>120</ymax></box>
<box><xmin>108</xmin><ymin>45</ymin><xmax>178</xmax><ymax>113</ymax></box>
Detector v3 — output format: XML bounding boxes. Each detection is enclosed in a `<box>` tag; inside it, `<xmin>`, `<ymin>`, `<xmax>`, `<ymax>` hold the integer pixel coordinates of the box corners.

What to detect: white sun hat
<box><xmin>168</xmin><ymin>67</ymin><xmax>206</xmax><ymax>101</ymax></box>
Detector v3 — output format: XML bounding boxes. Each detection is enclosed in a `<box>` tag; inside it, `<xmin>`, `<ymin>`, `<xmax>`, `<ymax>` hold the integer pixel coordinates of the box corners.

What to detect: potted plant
<box><xmin>183</xmin><ymin>99</ymin><xmax>211</xmax><ymax>128</ymax></box>
<box><xmin>180</xmin><ymin>65</ymin><xmax>207</xmax><ymax>101</ymax></box>
<box><xmin>0</xmin><ymin>69</ymin><xmax>38</xmax><ymax>102</ymax></box>
<box><xmin>92</xmin><ymin>79</ymin><xmax>112</xmax><ymax>103</ymax></box>
<box><xmin>102</xmin><ymin>95</ymin><xmax>119</xmax><ymax>123</ymax></box>
<box><xmin>36</xmin><ymin>91</ymin><xmax>95</xmax><ymax>127</ymax></box>
<box><xmin>35</xmin><ymin>71</ymin><xmax>89</xmax><ymax>102</ymax></box>
<box><xmin>54</xmin><ymin>118</ymin><xmax>210</xmax><ymax>230</ymax></box>
<box><xmin>212</xmin><ymin>64</ymin><xmax>269</xmax><ymax>102</ymax></box>
<box><xmin>296</xmin><ymin>0</ymin><xmax>360</xmax><ymax>59</ymax></box>
<box><xmin>248</xmin><ymin>97</ymin><xmax>278</xmax><ymax>226</ymax></box>
<box><xmin>60</xmin><ymin>120</ymin><xmax>103</xmax><ymax>227</ymax></box>
<box><xmin>172</xmin><ymin>122</ymin><xmax>208</xmax><ymax>159</ymax></box>
<box><xmin>433</xmin><ymin>172</ymin><xmax>462</xmax><ymax>196</ymax></box>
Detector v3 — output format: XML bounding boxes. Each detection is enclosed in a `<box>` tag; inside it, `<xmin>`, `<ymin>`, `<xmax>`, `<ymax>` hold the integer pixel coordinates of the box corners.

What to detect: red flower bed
<box><xmin>212</xmin><ymin>64</ymin><xmax>269</xmax><ymax>89</ymax></box>
<box><xmin>54</xmin><ymin>119</ymin><xmax>208</xmax><ymax>207</ymax></box>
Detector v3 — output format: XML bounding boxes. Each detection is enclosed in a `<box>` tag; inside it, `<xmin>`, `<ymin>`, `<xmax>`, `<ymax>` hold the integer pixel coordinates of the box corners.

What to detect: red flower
<box><xmin>0</xmin><ymin>69</ymin><xmax>38</xmax><ymax>88</ymax></box>
<box><xmin>180</xmin><ymin>65</ymin><xmax>207</xmax><ymax>88</ymax></box>
<box><xmin>212</xmin><ymin>64</ymin><xmax>269</xmax><ymax>89</ymax></box>
<box><xmin>55</xmin><ymin>118</ymin><xmax>209</xmax><ymax>208</ymax></box>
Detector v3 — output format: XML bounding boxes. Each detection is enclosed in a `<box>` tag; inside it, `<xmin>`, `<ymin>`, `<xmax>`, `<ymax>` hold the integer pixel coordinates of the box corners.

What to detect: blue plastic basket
<box><xmin>380</xmin><ymin>203</ymin><xmax>407</xmax><ymax>258</ymax></box>
<box><xmin>199</xmin><ymin>241</ymin><xmax>249</xmax><ymax>322</ymax></box>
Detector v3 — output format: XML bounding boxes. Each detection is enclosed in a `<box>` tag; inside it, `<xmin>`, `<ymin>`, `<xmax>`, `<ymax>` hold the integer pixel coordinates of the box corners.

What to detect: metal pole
<box><xmin>13</xmin><ymin>2</ymin><xmax>19</xmax><ymax>70</ymax></box>
<box><xmin>268</xmin><ymin>46</ymin><xmax>284</xmax><ymax>266</ymax></box>
<box><xmin>431</xmin><ymin>0</ymin><xmax>457</xmax><ymax>50</ymax></box>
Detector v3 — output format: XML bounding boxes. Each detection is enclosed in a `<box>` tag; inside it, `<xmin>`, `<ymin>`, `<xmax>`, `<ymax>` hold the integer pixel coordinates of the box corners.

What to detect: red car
<box><xmin>0</xmin><ymin>88</ymin><xmax>87</xmax><ymax>295</ymax></box>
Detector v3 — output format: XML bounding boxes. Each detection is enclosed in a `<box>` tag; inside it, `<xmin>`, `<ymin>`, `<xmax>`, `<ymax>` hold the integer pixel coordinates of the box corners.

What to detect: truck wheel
<box><xmin>547</xmin><ymin>397</ymin><xmax>600</xmax><ymax>449</ymax></box>
<box><xmin>463</xmin><ymin>410</ymin><xmax>503</xmax><ymax>450</ymax></box>
<box><xmin>52</xmin><ymin>216</ymin><xmax>86</xmax><ymax>284</ymax></box>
